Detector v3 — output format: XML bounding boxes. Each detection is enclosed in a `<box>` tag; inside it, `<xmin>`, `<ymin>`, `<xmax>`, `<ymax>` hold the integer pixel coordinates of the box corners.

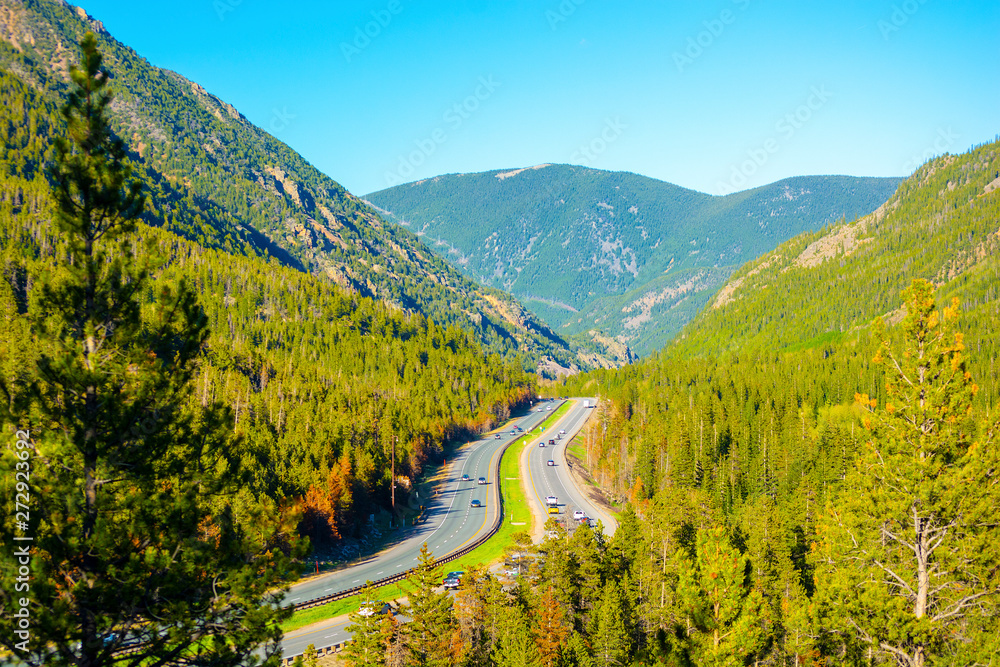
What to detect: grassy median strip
<box><xmin>280</xmin><ymin>401</ymin><xmax>573</xmax><ymax>634</ymax></box>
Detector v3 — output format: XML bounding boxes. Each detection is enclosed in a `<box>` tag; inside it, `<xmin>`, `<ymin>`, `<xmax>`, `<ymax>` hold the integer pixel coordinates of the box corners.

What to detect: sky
<box><xmin>78</xmin><ymin>0</ymin><xmax>999</xmax><ymax>197</ymax></box>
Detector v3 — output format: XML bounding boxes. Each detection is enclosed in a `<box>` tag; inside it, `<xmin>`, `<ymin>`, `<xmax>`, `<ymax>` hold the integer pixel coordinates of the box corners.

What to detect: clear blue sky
<box><xmin>80</xmin><ymin>0</ymin><xmax>999</xmax><ymax>196</ymax></box>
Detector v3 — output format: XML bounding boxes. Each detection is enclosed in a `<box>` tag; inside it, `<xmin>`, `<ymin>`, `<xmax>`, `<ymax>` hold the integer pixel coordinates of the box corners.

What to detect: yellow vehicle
<box><xmin>547</xmin><ymin>506</ymin><xmax>559</xmax><ymax>515</ymax></box>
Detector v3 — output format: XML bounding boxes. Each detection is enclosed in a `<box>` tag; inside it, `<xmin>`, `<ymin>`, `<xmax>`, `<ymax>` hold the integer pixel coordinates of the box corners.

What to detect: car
<box><xmin>358</xmin><ymin>600</ymin><xmax>390</xmax><ymax>617</ymax></box>
<box><xmin>470</xmin><ymin>499</ymin><xmax>482</xmax><ymax>508</ymax></box>
<box><xmin>461</xmin><ymin>473</ymin><xmax>471</xmax><ymax>481</ymax></box>
<box><xmin>559</xmin><ymin>429</ymin><xmax>566</xmax><ymax>434</ymax></box>
<box><xmin>446</xmin><ymin>571</ymin><xmax>465</xmax><ymax>580</ymax></box>
<box><xmin>547</xmin><ymin>506</ymin><xmax>559</xmax><ymax>514</ymax></box>
<box><xmin>504</xmin><ymin>567</ymin><xmax>519</xmax><ymax>578</ymax></box>
<box><xmin>538</xmin><ymin>441</ymin><xmax>545</xmax><ymax>447</ymax></box>
<box><xmin>548</xmin><ymin>439</ymin><xmax>555</xmax><ymax>446</ymax></box>
<box><xmin>478</xmin><ymin>477</ymin><xmax>487</xmax><ymax>485</ymax></box>
<box><xmin>495</xmin><ymin>434</ymin><xmax>502</xmax><ymax>439</ymax></box>
<box><xmin>547</xmin><ymin>459</ymin><xmax>555</xmax><ymax>466</ymax></box>
<box><xmin>545</xmin><ymin>496</ymin><xmax>558</xmax><ymax>506</ymax></box>
<box><xmin>515</xmin><ymin>426</ymin><xmax>523</xmax><ymax>432</ymax></box>
<box><xmin>443</xmin><ymin>577</ymin><xmax>461</xmax><ymax>590</ymax></box>
<box><xmin>589</xmin><ymin>519</ymin><xmax>599</xmax><ymax>528</ymax></box>
<box><xmin>573</xmin><ymin>510</ymin><xmax>587</xmax><ymax>520</ymax></box>
<box><xmin>546</xmin><ymin>407</ymin><xmax>552</xmax><ymax>411</ymax></box>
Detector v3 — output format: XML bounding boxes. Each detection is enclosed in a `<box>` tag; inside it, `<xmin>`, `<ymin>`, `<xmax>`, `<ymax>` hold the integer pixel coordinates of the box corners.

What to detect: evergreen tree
<box><xmin>403</xmin><ymin>543</ymin><xmax>454</xmax><ymax>667</ymax></box>
<box><xmin>589</xmin><ymin>580</ymin><xmax>633</xmax><ymax>667</ymax></box>
<box><xmin>676</xmin><ymin>525</ymin><xmax>765</xmax><ymax>667</ymax></box>
<box><xmin>813</xmin><ymin>280</ymin><xmax>1000</xmax><ymax>667</ymax></box>
<box><xmin>345</xmin><ymin>582</ymin><xmax>387</xmax><ymax>667</ymax></box>
<box><xmin>491</xmin><ymin>606</ymin><xmax>540</xmax><ymax>667</ymax></box>
<box><xmin>533</xmin><ymin>585</ymin><xmax>568</xmax><ymax>667</ymax></box>
<box><xmin>0</xmin><ymin>33</ymin><xmax>294</xmax><ymax>667</ymax></box>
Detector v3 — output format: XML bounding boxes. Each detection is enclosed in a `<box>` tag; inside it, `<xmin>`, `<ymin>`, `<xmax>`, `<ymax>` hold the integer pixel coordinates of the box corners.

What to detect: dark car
<box><xmin>443</xmin><ymin>577</ymin><xmax>460</xmax><ymax>590</ymax></box>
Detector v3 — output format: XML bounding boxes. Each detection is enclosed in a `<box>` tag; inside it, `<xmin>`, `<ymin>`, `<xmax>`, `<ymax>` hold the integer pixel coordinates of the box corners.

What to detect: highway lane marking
<box><xmin>353</xmin><ymin>579</ymin><xmax>360</xmax><ymax>583</ymax></box>
<box><xmin>289</xmin><ymin>597</ymin><xmax>300</xmax><ymax>601</ymax></box>
<box><xmin>324</xmin><ymin>588</ymin><xmax>332</xmax><ymax>592</ymax></box>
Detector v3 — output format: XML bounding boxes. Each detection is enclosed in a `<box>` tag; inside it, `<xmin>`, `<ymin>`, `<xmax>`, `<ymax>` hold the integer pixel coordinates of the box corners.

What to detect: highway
<box><xmin>279</xmin><ymin>398</ymin><xmax>608</xmax><ymax>661</ymax></box>
<box><xmin>283</xmin><ymin>400</ymin><xmax>563</xmax><ymax>607</ymax></box>
<box><xmin>523</xmin><ymin>398</ymin><xmax>617</xmax><ymax>538</ymax></box>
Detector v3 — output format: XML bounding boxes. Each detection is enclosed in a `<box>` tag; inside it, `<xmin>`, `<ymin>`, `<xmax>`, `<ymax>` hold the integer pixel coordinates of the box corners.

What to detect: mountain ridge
<box><xmin>365</xmin><ymin>164</ymin><xmax>902</xmax><ymax>355</ymax></box>
<box><xmin>0</xmin><ymin>0</ymin><xmax>622</xmax><ymax>372</ymax></box>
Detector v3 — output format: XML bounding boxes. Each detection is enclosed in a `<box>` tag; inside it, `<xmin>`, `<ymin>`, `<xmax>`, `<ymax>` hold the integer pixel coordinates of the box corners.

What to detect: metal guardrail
<box><xmin>280</xmin><ymin>403</ymin><xmax>572</xmax><ymax>664</ymax></box>
<box><xmin>291</xmin><ymin>436</ymin><xmax>509</xmax><ymax>613</ymax></box>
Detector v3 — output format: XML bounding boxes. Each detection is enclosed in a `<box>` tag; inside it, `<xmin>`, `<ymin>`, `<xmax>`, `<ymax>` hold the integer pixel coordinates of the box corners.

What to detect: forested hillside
<box><xmin>0</xmin><ymin>25</ymin><xmax>536</xmax><ymax>547</ymax></box>
<box><xmin>671</xmin><ymin>138</ymin><xmax>1000</xmax><ymax>358</ymax></box>
<box><xmin>366</xmin><ymin>165</ymin><xmax>901</xmax><ymax>354</ymax></box>
<box><xmin>0</xmin><ymin>0</ymin><xmax>593</xmax><ymax>371</ymax></box>
<box><xmin>538</xmin><ymin>139</ymin><xmax>1000</xmax><ymax>664</ymax></box>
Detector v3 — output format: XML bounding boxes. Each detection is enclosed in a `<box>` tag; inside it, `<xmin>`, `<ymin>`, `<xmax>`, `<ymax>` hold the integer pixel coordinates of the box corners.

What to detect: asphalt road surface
<box><xmin>524</xmin><ymin>398</ymin><xmax>617</xmax><ymax>538</ymax></box>
<box><xmin>284</xmin><ymin>400</ymin><xmax>564</xmax><ymax>607</ymax></box>
<box><xmin>278</xmin><ymin>398</ymin><xmax>608</xmax><ymax>661</ymax></box>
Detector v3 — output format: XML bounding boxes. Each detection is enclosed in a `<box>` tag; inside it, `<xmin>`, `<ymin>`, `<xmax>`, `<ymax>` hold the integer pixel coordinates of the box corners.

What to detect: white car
<box><xmin>545</xmin><ymin>496</ymin><xmax>558</xmax><ymax>506</ymax></box>
<box><xmin>358</xmin><ymin>601</ymin><xmax>390</xmax><ymax>617</ymax></box>
<box><xmin>573</xmin><ymin>510</ymin><xmax>587</xmax><ymax>520</ymax></box>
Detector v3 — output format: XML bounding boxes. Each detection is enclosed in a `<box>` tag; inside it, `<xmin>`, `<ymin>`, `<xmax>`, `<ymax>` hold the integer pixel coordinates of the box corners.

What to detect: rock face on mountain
<box><xmin>0</xmin><ymin>0</ymin><xmax>597</xmax><ymax>371</ymax></box>
<box><xmin>366</xmin><ymin>166</ymin><xmax>902</xmax><ymax>355</ymax></box>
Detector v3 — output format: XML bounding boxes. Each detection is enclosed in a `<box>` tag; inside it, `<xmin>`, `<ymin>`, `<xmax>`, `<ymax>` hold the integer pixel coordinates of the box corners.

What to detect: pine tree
<box><xmin>403</xmin><ymin>543</ymin><xmax>454</xmax><ymax>667</ymax></box>
<box><xmin>813</xmin><ymin>280</ymin><xmax>1000</xmax><ymax>666</ymax></box>
<box><xmin>534</xmin><ymin>585</ymin><xmax>568</xmax><ymax>667</ymax></box>
<box><xmin>491</xmin><ymin>606</ymin><xmax>540</xmax><ymax>667</ymax></box>
<box><xmin>0</xmin><ymin>33</ymin><xmax>295</xmax><ymax>667</ymax></box>
<box><xmin>676</xmin><ymin>524</ymin><xmax>765</xmax><ymax>667</ymax></box>
<box><xmin>345</xmin><ymin>582</ymin><xmax>387</xmax><ymax>667</ymax></box>
<box><xmin>589</xmin><ymin>580</ymin><xmax>633</xmax><ymax>667</ymax></box>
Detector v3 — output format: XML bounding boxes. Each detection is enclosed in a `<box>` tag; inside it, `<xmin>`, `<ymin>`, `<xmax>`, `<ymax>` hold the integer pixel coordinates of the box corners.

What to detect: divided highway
<box><xmin>279</xmin><ymin>398</ymin><xmax>608</xmax><ymax>661</ymax></box>
<box><xmin>284</xmin><ymin>401</ymin><xmax>562</xmax><ymax>607</ymax></box>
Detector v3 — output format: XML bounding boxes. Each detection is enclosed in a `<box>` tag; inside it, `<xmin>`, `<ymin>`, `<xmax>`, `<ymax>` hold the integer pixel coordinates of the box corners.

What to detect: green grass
<box><xmin>281</xmin><ymin>401</ymin><xmax>576</xmax><ymax>633</ymax></box>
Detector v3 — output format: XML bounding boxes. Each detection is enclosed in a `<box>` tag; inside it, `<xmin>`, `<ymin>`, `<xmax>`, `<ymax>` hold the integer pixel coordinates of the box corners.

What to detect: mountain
<box><xmin>670</xmin><ymin>137</ymin><xmax>1000</xmax><ymax>360</ymax></box>
<box><xmin>0</xmin><ymin>0</ymin><xmax>541</xmax><ymax>542</ymax></box>
<box><xmin>547</xmin><ymin>139</ymin><xmax>1000</xmax><ymax>664</ymax></box>
<box><xmin>0</xmin><ymin>0</ymin><xmax>609</xmax><ymax>372</ymax></box>
<box><xmin>365</xmin><ymin>165</ymin><xmax>902</xmax><ymax>355</ymax></box>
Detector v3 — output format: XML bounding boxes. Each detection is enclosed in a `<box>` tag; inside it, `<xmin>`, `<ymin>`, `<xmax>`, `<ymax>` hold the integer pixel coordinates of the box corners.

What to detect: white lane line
<box><xmin>289</xmin><ymin>597</ymin><xmax>300</xmax><ymax>601</ymax></box>
<box><xmin>324</xmin><ymin>588</ymin><xmax>332</xmax><ymax>592</ymax></box>
<box><xmin>324</xmin><ymin>633</ymin><xmax>340</xmax><ymax>639</ymax></box>
<box><xmin>377</xmin><ymin>571</ymin><xmax>384</xmax><ymax>575</ymax></box>
<box><xmin>353</xmin><ymin>579</ymin><xmax>360</xmax><ymax>583</ymax></box>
